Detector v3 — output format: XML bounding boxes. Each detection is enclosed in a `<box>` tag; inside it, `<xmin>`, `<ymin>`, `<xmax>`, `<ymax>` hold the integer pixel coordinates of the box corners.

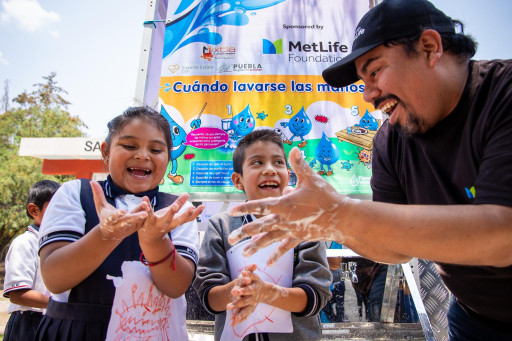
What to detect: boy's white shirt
<box><xmin>3</xmin><ymin>225</ymin><xmax>49</xmax><ymax>313</ymax></box>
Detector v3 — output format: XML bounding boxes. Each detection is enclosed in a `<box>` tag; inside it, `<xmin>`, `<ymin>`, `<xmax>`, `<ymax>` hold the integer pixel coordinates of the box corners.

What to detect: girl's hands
<box><xmin>91</xmin><ymin>181</ymin><xmax>149</xmax><ymax>240</ymax></box>
<box><xmin>227</xmin><ymin>264</ymin><xmax>289</xmax><ymax>326</ymax></box>
<box><xmin>138</xmin><ymin>193</ymin><xmax>204</xmax><ymax>244</ymax></box>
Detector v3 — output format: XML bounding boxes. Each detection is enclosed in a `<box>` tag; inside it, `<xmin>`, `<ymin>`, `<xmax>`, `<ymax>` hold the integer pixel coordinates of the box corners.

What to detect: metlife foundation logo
<box><xmin>263</xmin><ymin>37</ymin><xmax>350</xmax><ymax>64</ymax></box>
<box><xmin>262</xmin><ymin>38</ymin><xmax>283</xmax><ymax>54</ymax></box>
<box><xmin>287</xmin><ymin>40</ymin><xmax>349</xmax><ymax>63</ymax></box>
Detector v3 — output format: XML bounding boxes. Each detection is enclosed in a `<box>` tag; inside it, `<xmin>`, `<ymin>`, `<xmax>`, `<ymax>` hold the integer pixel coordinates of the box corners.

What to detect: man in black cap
<box><xmin>227</xmin><ymin>0</ymin><xmax>512</xmax><ymax>339</ymax></box>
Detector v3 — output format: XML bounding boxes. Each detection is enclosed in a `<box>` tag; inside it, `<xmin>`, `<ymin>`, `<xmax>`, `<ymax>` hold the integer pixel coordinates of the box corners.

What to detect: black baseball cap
<box><xmin>322</xmin><ymin>0</ymin><xmax>455</xmax><ymax>88</ymax></box>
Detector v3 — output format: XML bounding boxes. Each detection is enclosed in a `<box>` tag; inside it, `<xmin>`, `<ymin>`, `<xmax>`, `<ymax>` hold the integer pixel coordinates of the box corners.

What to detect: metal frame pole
<box><xmin>134</xmin><ymin>0</ymin><xmax>168</xmax><ymax>109</ymax></box>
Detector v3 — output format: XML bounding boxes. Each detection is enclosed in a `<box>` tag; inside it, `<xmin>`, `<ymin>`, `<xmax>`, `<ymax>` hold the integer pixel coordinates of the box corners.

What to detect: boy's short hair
<box><xmin>26</xmin><ymin>180</ymin><xmax>61</xmax><ymax>218</ymax></box>
<box><xmin>232</xmin><ymin>129</ymin><xmax>287</xmax><ymax>176</ymax></box>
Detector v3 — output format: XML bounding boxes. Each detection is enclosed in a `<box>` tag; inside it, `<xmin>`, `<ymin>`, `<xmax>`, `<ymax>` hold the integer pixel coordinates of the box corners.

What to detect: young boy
<box><xmin>3</xmin><ymin>180</ymin><xmax>60</xmax><ymax>341</ymax></box>
<box><xmin>193</xmin><ymin>129</ymin><xmax>332</xmax><ymax>340</ymax></box>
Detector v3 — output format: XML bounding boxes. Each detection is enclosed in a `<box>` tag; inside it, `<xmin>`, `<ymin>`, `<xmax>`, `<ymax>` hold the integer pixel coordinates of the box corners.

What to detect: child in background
<box><xmin>194</xmin><ymin>129</ymin><xmax>332</xmax><ymax>340</ymax></box>
<box><xmin>3</xmin><ymin>180</ymin><xmax>60</xmax><ymax>341</ymax></box>
<box><xmin>321</xmin><ymin>241</ymin><xmax>347</xmax><ymax>323</ymax></box>
<box><xmin>35</xmin><ymin>106</ymin><xmax>203</xmax><ymax>340</ymax></box>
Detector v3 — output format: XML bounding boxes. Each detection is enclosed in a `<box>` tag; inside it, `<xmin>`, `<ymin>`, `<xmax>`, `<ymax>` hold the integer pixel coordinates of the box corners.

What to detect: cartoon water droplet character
<box><xmin>256</xmin><ymin>111</ymin><xmax>268</xmax><ymax>121</ymax></box>
<box><xmin>356</xmin><ymin>109</ymin><xmax>379</xmax><ymax>131</ymax></box>
<box><xmin>230</xmin><ymin>104</ymin><xmax>255</xmax><ymax>141</ymax></box>
<box><xmin>160</xmin><ymin>106</ymin><xmax>188</xmax><ymax>184</ymax></box>
<box><xmin>280</xmin><ymin>106</ymin><xmax>312</xmax><ymax>148</ymax></box>
<box><xmin>357</xmin><ymin>148</ymin><xmax>373</xmax><ymax>169</ymax></box>
<box><xmin>340</xmin><ymin>160</ymin><xmax>354</xmax><ymax>171</ymax></box>
<box><xmin>309</xmin><ymin>133</ymin><xmax>340</xmax><ymax>176</ymax></box>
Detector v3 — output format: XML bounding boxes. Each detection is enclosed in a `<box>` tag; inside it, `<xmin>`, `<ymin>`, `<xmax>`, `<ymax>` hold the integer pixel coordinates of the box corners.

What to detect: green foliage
<box><xmin>0</xmin><ymin>73</ymin><xmax>87</xmax><ymax>255</ymax></box>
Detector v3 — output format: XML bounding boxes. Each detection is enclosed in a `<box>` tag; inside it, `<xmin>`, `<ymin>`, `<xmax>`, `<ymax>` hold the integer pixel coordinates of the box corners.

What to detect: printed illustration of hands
<box><xmin>228</xmin><ymin>147</ymin><xmax>352</xmax><ymax>265</ymax></box>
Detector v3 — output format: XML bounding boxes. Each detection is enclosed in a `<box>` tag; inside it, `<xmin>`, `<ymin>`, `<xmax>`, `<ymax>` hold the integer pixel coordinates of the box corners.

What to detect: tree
<box><xmin>0</xmin><ymin>73</ymin><xmax>87</xmax><ymax>255</ymax></box>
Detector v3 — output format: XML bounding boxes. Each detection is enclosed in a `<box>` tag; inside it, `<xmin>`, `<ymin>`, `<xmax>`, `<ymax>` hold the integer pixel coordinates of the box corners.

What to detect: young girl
<box><xmin>36</xmin><ymin>106</ymin><xmax>203</xmax><ymax>340</ymax></box>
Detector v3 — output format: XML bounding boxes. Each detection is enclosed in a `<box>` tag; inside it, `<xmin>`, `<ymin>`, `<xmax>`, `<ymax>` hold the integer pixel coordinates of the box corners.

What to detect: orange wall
<box><xmin>42</xmin><ymin>159</ymin><xmax>107</xmax><ymax>179</ymax></box>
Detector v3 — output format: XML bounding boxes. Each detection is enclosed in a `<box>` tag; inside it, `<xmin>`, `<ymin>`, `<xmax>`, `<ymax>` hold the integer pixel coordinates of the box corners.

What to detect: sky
<box><xmin>1</xmin><ymin>0</ymin><xmax>511</xmax><ymax>138</ymax></box>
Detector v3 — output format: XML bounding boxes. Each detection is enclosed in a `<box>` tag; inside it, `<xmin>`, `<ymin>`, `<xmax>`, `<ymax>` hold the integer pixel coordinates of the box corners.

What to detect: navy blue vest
<box><xmin>70</xmin><ymin>179</ymin><xmax>178</xmax><ymax>306</ymax></box>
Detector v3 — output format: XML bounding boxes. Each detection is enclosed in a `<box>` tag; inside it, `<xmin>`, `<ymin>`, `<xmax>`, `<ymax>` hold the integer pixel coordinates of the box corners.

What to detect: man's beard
<box><xmin>393</xmin><ymin>111</ymin><xmax>431</xmax><ymax>138</ymax></box>
<box><xmin>374</xmin><ymin>95</ymin><xmax>432</xmax><ymax>138</ymax></box>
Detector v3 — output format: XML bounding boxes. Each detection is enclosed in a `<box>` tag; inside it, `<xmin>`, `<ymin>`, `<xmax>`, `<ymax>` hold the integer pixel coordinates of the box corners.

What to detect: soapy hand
<box><xmin>228</xmin><ymin>147</ymin><xmax>352</xmax><ymax>266</ymax></box>
<box><xmin>91</xmin><ymin>181</ymin><xmax>148</xmax><ymax>240</ymax></box>
<box><xmin>227</xmin><ymin>264</ymin><xmax>289</xmax><ymax>326</ymax></box>
<box><xmin>138</xmin><ymin>193</ymin><xmax>204</xmax><ymax>243</ymax></box>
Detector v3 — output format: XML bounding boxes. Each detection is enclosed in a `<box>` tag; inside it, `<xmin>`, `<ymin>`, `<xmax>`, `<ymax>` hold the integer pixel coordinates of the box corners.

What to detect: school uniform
<box><xmin>35</xmin><ymin>176</ymin><xmax>198</xmax><ymax>340</ymax></box>
<box><xmin>194</xmin><ymin>212</ymin><xmax>332</xmax><ymax>341</ymax></box>
<box><xmin>3</xmin><ymin>224</ymin><xmax>49</xmax><ymax>341</ymax></box>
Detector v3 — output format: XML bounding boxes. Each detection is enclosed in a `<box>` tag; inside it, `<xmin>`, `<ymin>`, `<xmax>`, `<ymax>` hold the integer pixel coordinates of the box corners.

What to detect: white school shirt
<box><xmin>3</xmin><ymin>225</ymin><xmax>50</xmax><ymax>313</ymax></box>
<box><xmin>38</xmin><ymin>179</ymin><xmax>199</xmax><ymax>303</ymax></box>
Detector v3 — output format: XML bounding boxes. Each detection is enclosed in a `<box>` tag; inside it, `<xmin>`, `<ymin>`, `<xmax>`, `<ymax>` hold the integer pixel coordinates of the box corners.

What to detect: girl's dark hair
<box><xmin>26</xmin><ymin>180</ymin><xmax>61</xmax><ymax>218</ymax></box>
<box><xmin>232</xmin><ymin>129</ymin><xmax>287</xmax><ymax>176</ymax></box>
<box><xmin>384</xmin><ymin>20</ymin><xmax>477</xmax><ymax>61</ymax></box>
<box><xmin>105</xmin><ymin>106</ymin><xmax>173</xmax><ymax>158</ymax></box>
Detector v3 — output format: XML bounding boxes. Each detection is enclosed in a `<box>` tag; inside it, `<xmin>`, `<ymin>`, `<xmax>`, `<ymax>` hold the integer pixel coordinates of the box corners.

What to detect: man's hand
<box><xmin>228</xmin><ymin>147</ymin><xmax>351</xmax><ymax>265</ymax></box>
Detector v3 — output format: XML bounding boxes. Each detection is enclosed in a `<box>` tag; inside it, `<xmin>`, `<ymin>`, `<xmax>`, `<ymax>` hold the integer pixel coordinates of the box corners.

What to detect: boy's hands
<box><xmin>227</xmin><ymin>264</ymin><xmax>289</xmax><ymax>326</ymax></box>
<box><xmin>138</xmin><ymin>193</ymin><xmax>204</xmax><ymax>244</ymax></box>
<box><xmin>91</xmin><ymin>181</ymin><xmax>148</xmax><ymax>240</ymax></box>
